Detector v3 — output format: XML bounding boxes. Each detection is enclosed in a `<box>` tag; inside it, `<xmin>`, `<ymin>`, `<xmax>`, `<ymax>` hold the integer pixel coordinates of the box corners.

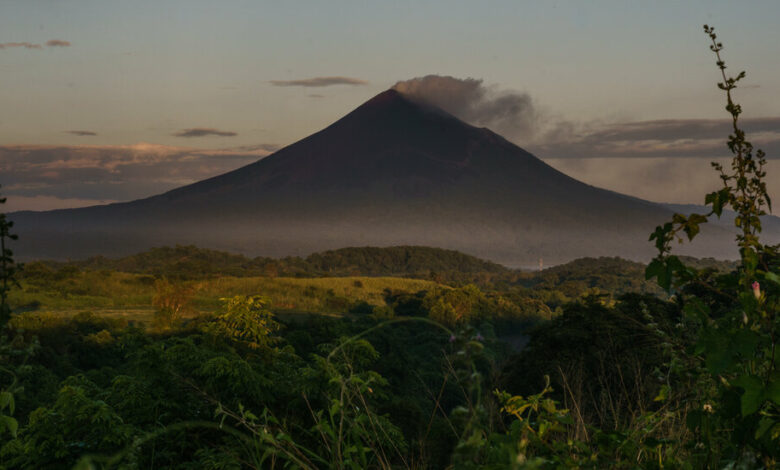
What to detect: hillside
<box><xmin>26</xmin><ymin>245</ymin><xmax>510</xmax><ymax>281</ymax></box>
<box><xmin>10</xmin><ymin>89</ymin><xmax>743</xmax><ymax>265</ymax></box>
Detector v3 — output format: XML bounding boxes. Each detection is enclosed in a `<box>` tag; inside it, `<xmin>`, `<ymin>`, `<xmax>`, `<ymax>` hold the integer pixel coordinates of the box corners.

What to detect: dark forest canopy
<box><xmin>28</xmin><ymin>245</ymin><xmax>507</xmax><ymax>280</ymax></box>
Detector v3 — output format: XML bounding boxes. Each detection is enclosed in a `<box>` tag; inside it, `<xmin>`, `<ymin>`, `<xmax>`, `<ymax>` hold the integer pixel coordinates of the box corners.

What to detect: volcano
<box><xmin>9</xmin><ymin>89</ymin><xmax>743</xmax><ymax>266</ymax></box>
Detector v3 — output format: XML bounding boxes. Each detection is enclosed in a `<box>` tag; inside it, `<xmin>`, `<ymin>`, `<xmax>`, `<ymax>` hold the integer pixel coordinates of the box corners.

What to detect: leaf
<box><xmin>765</xmin><ymin>373</ymin><xmax>780</xmax><ymax>406</ymax></box>
<box><xmin>742</xmin><ymin>248</ymin><xmax>759</xmax><ymax>272</ymax></box>
<box><xmin>654</xmin><ymin>384</ymin><xmax>671</xmax><ymax>402</ymax></box>
<box><xmin>683</xmin><ymin>214</ymin><xmax>707</xmax><ymax>241</ymax></box>
<box><xmin>646</xmin><ymin>258</ymin><xmax>673</xmax><ymax>291</ymax></box>
<box><xmin>732</xmin><ymin>375</ymin><xmax>764</xmax><ymax>416</ymax></box>
<box><xmin>683</xmin><ymin>297</ymin><xmax>710</xmax><ymax>324</ymax></box>
<box><xmin>645</xmin><ymin>259</ymin><xmax>664</xmax><ymax>281</ymax></box>
<box><xmin>329</xmin><ymin>400</ymin><xmax>341</xmax><ymax>418</ymax></box>
<box><xmin>756</xmin><ymin>418</ymin><xmax>774</xmax><ymax>439</ymax></box>
<box><xmin>0</xmin><ymin>415</ymin><xmax>18</xmax><ymax>438</ymax></box>
<box><xmin>0</xmin><ymin>391</ymin><xmax>13</xmax><ymax>413</ymax></box>
<box><xmin>686</xmin><ymin>409</ymin><xmax>703</xmax><ymax>431</ymax></box>
<box><xmin>764</xmin><ymin>271</ymin><xmax>780</xmax><ymax>286</ymax></box>
<box><xmin>732</xmin><ymin>329</ymin><xmax>761</xmax><ymax>358</ymax></box>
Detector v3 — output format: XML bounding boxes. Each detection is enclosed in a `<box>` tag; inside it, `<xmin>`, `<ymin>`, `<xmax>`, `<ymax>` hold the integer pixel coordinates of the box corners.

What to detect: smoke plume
<box><xmin>393</xmin><ymin>75</ymin><xmax>537</xmax><ymax>139</ymax></box>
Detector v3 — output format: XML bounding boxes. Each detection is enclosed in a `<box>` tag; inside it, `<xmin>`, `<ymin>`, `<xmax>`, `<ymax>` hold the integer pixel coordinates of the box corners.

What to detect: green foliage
<box><xmin>204</xmin><ymin>295</ymin><xmax>281</xmax><ymax>350</ymax></box>
<box><xmin>643</xmin><ymin>25</ymin><xmax>780</xmax><ymax>467</ymax></box>
<box><xmin>1</xmin><ymin>378</ymin><xmax>134</xmax><ymax>468</ymax></box>
<box><xmin>50</xmin><ymin>244</ymin><xmax>510</xmax><ymax>282</ymax></box>
<box><xmin>1</xmin><ymin>185</ymin><xmax>20</xmax><ymax>330</ymax></box>
<box><xmin>4</xmin><ymin>25</ymin><xmax>778</xmax><ymax>470</ymax></box>
<box><xmin>306</xmin><ymin>246</ymin><xmax>509</xmax><ymax>282</ymax></box>
<box><xmin>424</xmin><ymin>284</ymin><xmax>530</xmax><ymax>328</ymax></box>
<box><xmin>502</xmin><ymin>294</ymin><xmax>685</xmax><ymax>432</ymax></box>
<box><xmin>0</xmin><ymin>187</ymin><xmax>24</xmax><ymax>460</ymax></box>
<box><xmin>151</xmin><ymin>277</ymin><xmax>193</xmax><ymax>329</ymax></box>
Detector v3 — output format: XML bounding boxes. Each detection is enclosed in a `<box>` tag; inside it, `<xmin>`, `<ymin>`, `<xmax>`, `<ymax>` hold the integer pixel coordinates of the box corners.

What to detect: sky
<box><xmin>1</xmin><ymin>0</ymin><xmax>779</xmax><ymax>211</ymax></box>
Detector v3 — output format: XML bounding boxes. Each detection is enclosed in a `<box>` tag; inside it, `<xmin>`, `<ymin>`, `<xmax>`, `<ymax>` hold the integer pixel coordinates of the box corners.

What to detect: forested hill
<box><xmin>306</xmin><ymin>246</ymin><xmax>508</xmax><ymax>276</ymax></box>
<box><xmin>34</xmin><ymin>245</ymin><xmax>509</xmax><ymax>280</ymax></box>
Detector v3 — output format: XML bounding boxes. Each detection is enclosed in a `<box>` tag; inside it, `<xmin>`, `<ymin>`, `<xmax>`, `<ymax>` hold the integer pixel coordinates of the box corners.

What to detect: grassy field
<box><xmin>10</xmin><ymin>271</ymin><xmax>443</xmax><ymax>320</ymax></box>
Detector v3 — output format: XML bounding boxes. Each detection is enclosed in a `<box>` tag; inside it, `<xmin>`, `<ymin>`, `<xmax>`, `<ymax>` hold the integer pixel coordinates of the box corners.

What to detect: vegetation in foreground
<box><xmin>0</xmin><ymin>25</ymin><xmax>778</xmax><ymax>469</ymax></box>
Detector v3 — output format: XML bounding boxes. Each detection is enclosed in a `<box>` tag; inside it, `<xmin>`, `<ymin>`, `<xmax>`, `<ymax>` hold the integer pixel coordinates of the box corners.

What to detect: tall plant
<box><xmin>646</xmin><ymin>25</ymin><xmax>779</xmax><ymax>466</ymax></box>
<box><xmin>0</xmin><ymin>185</ymin><xmax>20</xmax><ymax>330</ymax></box>
<box><xmin>0</xmin><ymin>185</ymin><xmax>21</xmax><ymax>441</ymax></box>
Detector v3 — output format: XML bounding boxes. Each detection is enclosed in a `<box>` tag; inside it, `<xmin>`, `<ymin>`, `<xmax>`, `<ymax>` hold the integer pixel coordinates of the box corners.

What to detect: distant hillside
<box><xmin>663</xmin><ymin>203</ymin><xmax>780</xmax><ymax>246</ymax></box>
<box><xmin>27</xmin><ymin>245</ymin><xmax>509</xmax><ymax>281</ymax></box>
<box><xmin>526</xmin><ymin>257</ymin><xmax>665</xmax><ymax>298</ymax></box>
<box><xmin>306</xmin><ymin>246</ymin><xmax>508</xmax><ymax>276</ymax></box>
<box><xmin>512</xmin><ymin>256</ymin><xmax>738</xmax><ymax>306</ymax></box>
<box><xmin>10</xmin><ymin>89</ymin><xmax>748</xmax><ymax>266</ymax></box>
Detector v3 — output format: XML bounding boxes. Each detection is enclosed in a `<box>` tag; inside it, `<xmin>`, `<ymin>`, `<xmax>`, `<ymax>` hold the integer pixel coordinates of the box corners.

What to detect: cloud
<box><xmin>530</xmin><ymin>117</ymin><xmax>780</xmax><ymax>160</ymax></box>
<box><xmin>233</xmin><ymin>143</ymin><xmax>281</xmax><ymax>153</ymax></box>
<box><xmin>172</xmin><ymin>128</ymin><xmax>238</xmax><ymax>138</ymax></box>
<box><xmin>45</xmin><ymin>39</ymin><xmax>71</xmax><ymax>47</ymax></box>
<box><xmin>66</xmin><ymin>130</ymin><xmax>97</xmax><ymax>136</ymax></box>
<box><xmin>269</xmin><ymin>76</ymin><xmax>368</xmax><ymax>87</ymax></box>
<box><xmin>0</xmin><ymin>143</ymin><xmax>276</xmax><ymax>210</ymax></box>
<box><xmin>1</xmin><ymin>195</ymin><xmax>117</xmax><ymax>212</ymax></box>
<box><xmin>388</xmin><ymin>75</ymin><xmax>780</xmax><ymax>162</ymax></box>
<box><xmin>308</xmin><ymin>94</ymin><xmax>325</xmax><ymax>98</ymax></box>
<box><xmin>544</xmin><ymin>156</ymin><xmax>780</xmax><ymax>205</ymax></box>
<box><xmin>0</xmin><ymin>42</ymin><xmax>42</xmax><ymax>50</ymax></box>
<box><xmin>0</xmin><ymin>40</ymin><xmax>71</xmax><ymax>50</ymax></box>
<box><xmin>392</xmin><ymin>75</ymin><xmax>537</xmax><ymax>139</ymax></box>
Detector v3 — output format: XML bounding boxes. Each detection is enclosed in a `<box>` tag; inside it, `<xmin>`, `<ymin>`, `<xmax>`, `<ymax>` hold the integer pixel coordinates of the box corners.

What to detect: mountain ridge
<box><xmin>9</xmin><ymin>89</ymin><xmax>750</xmax><ymax>266</ymax></box>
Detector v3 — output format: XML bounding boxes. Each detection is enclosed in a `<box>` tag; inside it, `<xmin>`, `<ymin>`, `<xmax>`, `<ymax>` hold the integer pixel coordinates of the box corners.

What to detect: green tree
<box><xmin>151</xmin><ymin>278</ymin><xmax>193</xmax><ymax>329</ymax></box>
<box><xmin>206</xmin><ymin>295</ymin><xmax>281</xmax><ymax>350</ymax></box>
<box><xmin>0</xmin><ymin>185</ymin><xmax>20</xmax><ymax>330</ymax></box>
<box><xmin>0</xmin><ymin>186</ymin><xmax>22</xmax><ymax>446</ymax></box>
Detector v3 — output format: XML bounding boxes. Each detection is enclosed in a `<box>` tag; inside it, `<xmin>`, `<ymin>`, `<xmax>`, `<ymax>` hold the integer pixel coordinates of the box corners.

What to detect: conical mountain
<box><xmin>10</xmin><ymin>89</ymin><xmax>738</xmax><ymax>266</ymax></box>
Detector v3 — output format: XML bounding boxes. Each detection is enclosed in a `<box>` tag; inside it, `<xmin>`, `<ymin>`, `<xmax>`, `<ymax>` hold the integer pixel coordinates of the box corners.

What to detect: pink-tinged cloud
<box><xmin>0</xmin><ymin>42</ymin><xmax>42</xmax><ymax>50</ymax></box>
<box><xmin>0</xmin><ymin>143</ymin><xmax>277</xmax><ymax>210</ymax></box>
<box><xmin>1</xmin><ymin>195</ymin><xmax>119</xmax><ymax>212</ymax></box>
<box><xmin>269</xmin><ymin>76</ymin><xmax>368</xmax><ymax>87</ymax></box>
<box><xmin>45</xmin><ymin>39</ymin><xmax>71</xmax><ymax>47</ymax></box>
<box><xmin>173</xmin><ymin>128</ymin><xmax>238</xmax><ymax>138</ymax></box>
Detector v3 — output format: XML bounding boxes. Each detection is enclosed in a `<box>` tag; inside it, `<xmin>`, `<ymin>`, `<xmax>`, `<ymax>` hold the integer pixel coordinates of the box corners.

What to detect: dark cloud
<box><xmin>0</xmin><ymin>42</ymin><xmax>42</xmax><ymax>50</ymax></box>
<box><xmin>172</xmin><ymin>128</ymin><xmax>238</xmax><ymax>138</ymax></box>
<box><xmin>530</xmin><ymin>117</ymin><xmax>780</xmax><ymax>160</ymax></box>
<box><xmin>234</xmin><ymin>143</ymin><xmax>281</xmax><ymax>153</ymax></box>
<box><xmin>586</xmin><ymin>117</ymin><xmax>780</xmax><ymax>142</ymax></box>
<box><xmin>66</xmin><ymin>130</ymin><xmax>97</xmax><ymax>136</ymax></box>
<box><xmin>269</xmin><ymin>76</ymin><xmax>368</xmax><ymax>87</ymax></box>
<box><xmin>45</xmin><ymin>39</ymin><xmax>71</xmax><ymax>47</ymax></box>
<box><xmin>544</xmin><ymin>156</ymin><xmax>780</xmax><ymax>205</ymax></box>
<box><xmin>0</xmin><ymin>143</ymin><xmax>276</xmax><ymax>210</ymax></box>
<box><xmin>392</xmin><ymin>75</ymin><xmax>537</xmax><ymax>139</ymax></box>
<box><xmin>308</xmin><ymin>94</ymin><xmax>325</xmax><ymax>98</ymax></box>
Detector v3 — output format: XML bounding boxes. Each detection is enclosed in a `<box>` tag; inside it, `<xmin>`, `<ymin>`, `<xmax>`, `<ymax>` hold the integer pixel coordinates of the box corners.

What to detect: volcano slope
<box><xmin>10</xmin><ymin>89</ymin><xmax>741</xmax><ymax>266</ymax></box>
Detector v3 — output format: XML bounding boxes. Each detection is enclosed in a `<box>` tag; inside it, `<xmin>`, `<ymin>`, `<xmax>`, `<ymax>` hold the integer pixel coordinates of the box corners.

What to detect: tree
<box><xmin>0</xmin><ymin>185</ymin><xmax>20</xmax><ymax>330</ymax></box>
<box><xmin>151</xmin><ymin>278</ymin><xmax>193</xmax><ymax>329</ymax></box>
<box><xmin>206</xmin><ymin>295</ymin><xmax>280</xmax><ymax>350</ymax></box>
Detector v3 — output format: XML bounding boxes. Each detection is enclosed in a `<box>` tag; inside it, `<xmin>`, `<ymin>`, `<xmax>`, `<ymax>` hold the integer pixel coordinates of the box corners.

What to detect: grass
<box><xmin>192</xmin><ymin>276</ymin><xmax>440</xmax><ymax>312</ymax></box>
<box><xmin>10</xmin><ymin>272</ymin><xmax>443</xmax><ymax>321</ymax></box>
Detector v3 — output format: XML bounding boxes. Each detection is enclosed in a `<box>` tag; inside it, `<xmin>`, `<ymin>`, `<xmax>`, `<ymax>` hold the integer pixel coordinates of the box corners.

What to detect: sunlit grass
<box><xmin>10</xmin><ymin>272</ymin><xmax>443</xmax><ymax>320</ymax></box>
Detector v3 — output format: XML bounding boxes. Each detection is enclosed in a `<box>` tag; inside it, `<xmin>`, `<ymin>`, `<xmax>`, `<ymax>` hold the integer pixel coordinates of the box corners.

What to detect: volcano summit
<box><xmin>10</xmin><ymin>89</ymin><xmax>741</xmax><ymax>266</ymax></box>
